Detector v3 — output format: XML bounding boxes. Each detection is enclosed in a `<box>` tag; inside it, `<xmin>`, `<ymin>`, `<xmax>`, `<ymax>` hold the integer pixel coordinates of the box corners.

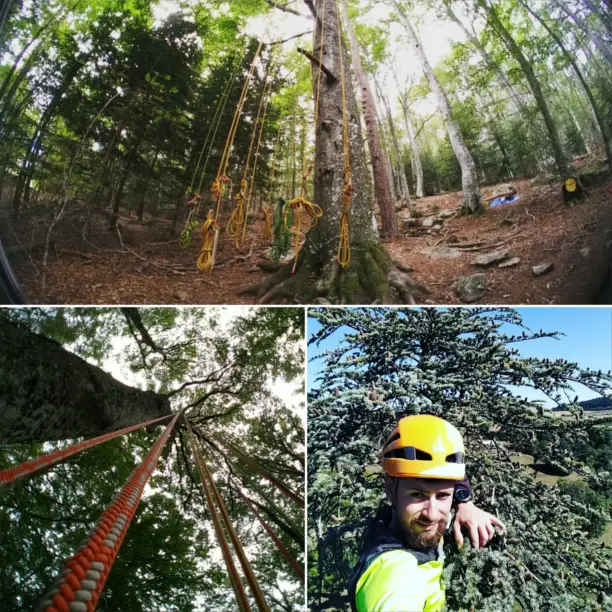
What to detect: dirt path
<box><xmin>9</xmin><ymin>177</ymin><xmax>612</xmax><ymax>305</ymax></box>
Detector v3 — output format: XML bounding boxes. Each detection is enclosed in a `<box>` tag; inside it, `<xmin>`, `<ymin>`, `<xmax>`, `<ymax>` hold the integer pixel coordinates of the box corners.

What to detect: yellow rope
<box><xmin>285</xmin><ymin>194</ymin><xmax>322</xmax><ymax>274</ymax></box>
<box><xmin>335</xmin><ymin>0</ymin><xmax>353</xmax><ymax>268</ymax></box>
<box><xmin>197</xmin><ymin>210</ymin><xmax>220</xmax><ymax>271</ymax></box>
<box><xmin>227</xmin><ymin>54</ymin><xmax>271</xmax><ymax>248</ymax></box>
<box><xmin>197</xmin><ymin>43</ymin><xmax>262</xmax><ymax>271</ymax></box>
<box><xmin>242</xmin><ymin>78</ymin><xmax>273</xmax><ymax>246</ymax></box>
<box><xmin>226</xmin><ymin>179</ymin><xmax>247</xmax><ymax>247</ymax></box>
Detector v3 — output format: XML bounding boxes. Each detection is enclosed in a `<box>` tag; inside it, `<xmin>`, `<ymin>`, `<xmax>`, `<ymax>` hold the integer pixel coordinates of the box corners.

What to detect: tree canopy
<box><xmin>0</xmin><ymin>306</ymin><xmax>305</xmax><ymax>611</ymax></box>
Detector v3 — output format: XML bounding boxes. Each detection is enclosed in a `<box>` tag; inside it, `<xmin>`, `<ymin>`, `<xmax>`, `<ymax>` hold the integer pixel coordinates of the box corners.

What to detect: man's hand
<box><xmin>453</xmin><ymin>502</ymin><xmax>506</xmax><ymax>550</ymax></box>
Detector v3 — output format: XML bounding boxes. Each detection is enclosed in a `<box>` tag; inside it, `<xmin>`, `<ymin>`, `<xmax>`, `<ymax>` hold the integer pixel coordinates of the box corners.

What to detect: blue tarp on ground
<box><xmin>488</xmin><ymin>194</ymin><xmax>520</xmax><ymax>207</ymax></box>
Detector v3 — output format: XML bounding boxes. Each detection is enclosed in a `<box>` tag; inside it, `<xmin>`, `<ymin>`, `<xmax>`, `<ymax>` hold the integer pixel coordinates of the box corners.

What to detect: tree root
<box><xmin>242</xmin><ymin>243</ymin><xmax>429</xmax><ymax>304</ymax></box>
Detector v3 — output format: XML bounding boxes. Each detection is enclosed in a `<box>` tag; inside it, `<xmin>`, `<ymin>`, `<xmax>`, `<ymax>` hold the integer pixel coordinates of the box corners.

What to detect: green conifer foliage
<box><xmin>307</xmin><ymin>307</ymin><xmax>612</xmax><ymax>611</ymax></box>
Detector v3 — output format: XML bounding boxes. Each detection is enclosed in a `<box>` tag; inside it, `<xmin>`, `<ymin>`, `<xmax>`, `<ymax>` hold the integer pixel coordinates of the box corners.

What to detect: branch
<box><xmin>297</xmin><ymin>47</ymin><xmax>337</xmax><ymax>81</ymax></box>
<box><xmin>269</xmin><ymin>30</ymin><xmax>312</xmax><ymax>45</ymax></box>
<box><xmin>414</xmin><ymin>110</ymin><xmax>438</xmax><ymax>138</ymax></box>
<box><xmin>166</xmin><ymin>360</ymin><xmax>236</xmax><ymax>398</ymax></box>
<box><xmin>265</xmin><ymin>0</ymin><xmax>301</xmax><ymax>15</ymax></box>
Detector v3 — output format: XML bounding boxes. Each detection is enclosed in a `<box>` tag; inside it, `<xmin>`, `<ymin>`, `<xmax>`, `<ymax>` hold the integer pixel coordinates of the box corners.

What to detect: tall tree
<box><xmin>342</xmin><ymin>0</ymin><xmax>397</xmax><ymax>238</ymax></box>
<box><xmin>390</xmin><ymin>0</ymin><xmax>483</xmax><ymax>213</ymax></box>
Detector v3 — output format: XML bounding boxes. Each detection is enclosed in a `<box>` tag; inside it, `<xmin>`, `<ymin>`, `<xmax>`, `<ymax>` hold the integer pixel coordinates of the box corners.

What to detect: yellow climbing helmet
<box><xmin>382</xmin><ymin>415</ymin><xmax>465</xmax><ymax>480</ymax></box>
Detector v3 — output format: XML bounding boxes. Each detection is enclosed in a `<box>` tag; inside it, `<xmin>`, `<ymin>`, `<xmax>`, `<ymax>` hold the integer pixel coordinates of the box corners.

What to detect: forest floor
<box><xmin>7</xmin><ymin>162</ymin><xmax>612</xmax><ymax>305</ymax></box>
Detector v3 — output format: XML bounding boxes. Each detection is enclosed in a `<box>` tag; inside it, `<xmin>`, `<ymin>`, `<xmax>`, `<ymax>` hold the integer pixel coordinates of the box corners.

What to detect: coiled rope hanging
<box><xmin>335</xmin><ymin>0</ymin><xmax>353</xmax><ymax>268</ymax></box>
<box><xmin>36</xmin><ymin>411</ymin><xmax>182</xmax><ymax>612</ymax></box>
<box><xmin>0</xmin><ymin>413</ymin><xmax>173</xmax><ymax>489</ymax></box>
<box><xmin>198</xmin><ymin>41</ymin><xmax>263</xmax><ymax>272</ymax></box>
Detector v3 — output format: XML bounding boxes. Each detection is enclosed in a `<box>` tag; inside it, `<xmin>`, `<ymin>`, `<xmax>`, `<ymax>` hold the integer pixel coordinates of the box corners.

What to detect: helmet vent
<box><xmin>445</xmin><ymin>452</ymin><xmax>465</xmax><ymax>463</ymax></box>
<box><xmin>383</xmin><ymin>447</ymin><xmax>432</xmax><ymax>461</ymax></box>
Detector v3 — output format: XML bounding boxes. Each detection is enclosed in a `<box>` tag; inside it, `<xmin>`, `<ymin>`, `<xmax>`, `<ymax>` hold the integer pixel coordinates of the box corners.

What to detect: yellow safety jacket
<box><xmin>348</xmin><ymin>508</ymin><xmax>445</xmax><ymax>612</ymax></box>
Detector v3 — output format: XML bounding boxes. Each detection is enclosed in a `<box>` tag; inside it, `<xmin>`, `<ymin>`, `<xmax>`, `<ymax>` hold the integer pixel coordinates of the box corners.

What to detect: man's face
<box><xmin>385</xmin><ymin>476</ymin><xmax>455</xmax><ymax>550</ymax></box>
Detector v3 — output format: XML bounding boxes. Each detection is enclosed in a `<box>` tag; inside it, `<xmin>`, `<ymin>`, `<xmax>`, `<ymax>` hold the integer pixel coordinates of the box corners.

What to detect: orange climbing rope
<box><xmin>233</xmin><ymin>481</ymin><xmax>305</xmax><ymax>583</ymax></box>
<box><xmin>0</xmin><ymin>413</ymin><xmax>174</xmax><ymax>489</ymax></box>
<box><xmin>36</xmin><ymin>411</ymin><xmax>182</xmax><ymax>612</ymax></box>
<box><xmin>335</xmin><ymin>0</ymin><xmax>353</xmax><ymax>268</ymax></box>
<box><xmin>200</xmin><ymin>448</ymin><xmax>270</xmax><ymax>612</ymax></box>
<box><xmin>185</xmin><ymin>420</ymin><xmax>251</xmax><ymax>612</ymax></box>
<box><xmin>217</xmin><ymin>436</ymin><xmax>305</xmax><ymax>508</ymax></box>
<box><xmin>199</xmin><ymin>42</ymin><xmax>263</xmax><ymax>271</ymax></box>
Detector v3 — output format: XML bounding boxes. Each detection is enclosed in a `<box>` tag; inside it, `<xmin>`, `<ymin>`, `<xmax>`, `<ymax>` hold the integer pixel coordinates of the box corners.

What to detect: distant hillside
<box><xmin>553</xmin><ymin>397</ymin><xmax>612</xmax><ymax>412</ymax></box>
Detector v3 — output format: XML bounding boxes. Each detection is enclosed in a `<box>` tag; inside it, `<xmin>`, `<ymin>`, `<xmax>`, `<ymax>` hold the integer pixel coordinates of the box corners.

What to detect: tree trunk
<box><xmin>393</xmin><ymin>0</ymin><xmax>482</xmax><ymax>213</ymax></box>
<box><xmin>479</xmin><ymin>0</ymin><xmax>570</xmax><ymax>179</ymax></box>
<box><xmin>250</xmin><ymin>0</ymin><xmax>427</xmax><ymax>303</ymax></box>
<box><xmin>109</xmin><ymin>141</ymin><xmax>140</xmax><ymax>229</ymax></box>
<box><xmin>137</xmin><ymin>148</ymin><xmax>159</xmax><ymax>221</ymax></box>
<box><xmin>12</xmin><ymin>60</ymin><xmax>83</xmax><ymax>214</ymax></box>
<box><xmin>443</xmin><ymin>0</ymin><xmax>522</xmax><ymax>113</ymax></box>
<box><xmin>0</xmin><ymin>319</ymin><xmax>171</xmax><ymax>444</ymax></box>
<box><xmin>373</xmin><ymin>75</ymin><xmax>413</xmax><ymax>212</ymax></box>
<box><xmin>398</xmin><ymin>91</ymin><xmax>424</xmax><ymax>198</ymax></box>
<box><xmin>518</xmin><ymin>0</ymin><xmax>612</xmax><ymax>173</ymax></box>
<box><xmin>342</xmin><ymin>0</ymin><xmax>397</xmax><ymax>237</ymax></box>
<box><xmin>553</xmin><ymin>0</ymin><xmax>612</xmax><ymax>64</ymax></box>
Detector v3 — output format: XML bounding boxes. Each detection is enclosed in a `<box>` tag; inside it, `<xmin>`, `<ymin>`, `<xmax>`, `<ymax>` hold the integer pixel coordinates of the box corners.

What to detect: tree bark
<box><xmin>109</xmin><ymin>140</ymin><xmax>140</xmax><ymax>229</ymax></box>
<box><xmin>342</xmin><ymin>0</ymin><xmax>397</xmax><ymax>238</ymax></box>
<box><xmin>373</xmin><ymin>74</ymin><xmax>413</xmax><ymax>212</ymax></box>
<box><xmin>137</xmin><ymin>148</ymin><xmax>160</xmax><ymax>221</ymax></box>
<box><xmin>0</xmin><ymin>319</ymin><xmax>171</xmax><ymax>444</ymax></box>
<box><xmin>479</xmin><ymin>0</ymin><xmax>570</xmax><ymax>179</ymax></box>
<box><xmin>398</xmin><ymin>90</ymin><xmax>424</xmax><ymax>198</ymax></box>
<box><xmin>392</xmin><ymin>0</ymin><xmax>482</xmax><ymax>213</ymax></box>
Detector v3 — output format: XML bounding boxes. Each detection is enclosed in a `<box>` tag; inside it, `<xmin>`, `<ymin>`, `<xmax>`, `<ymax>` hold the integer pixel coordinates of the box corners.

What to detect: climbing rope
<box><xmin>217</xmin><ymin>436</ymin><xmax>305</xmax><ymax>508</ymax></box>
<box><xmin>186</xmin><ymin>421</ymin><xmax>251</xmax><ymax>612</ymax></box>
<box><xmin>285</xmin><ymin>190</ymin><xmax>323</xmax><ymax>274</ymax></box>
<box><xmin>205</xmin><ymin>432</ymin><xmax>303</xmax><ymax>539</ymax></box>
<box><xmin>199</xmin><ymin>42</ymin><xmax>263</xmax><ymax>271</ymax></box>
<box><xmin>196</xmin><ymin>209</ymin><xmax>220</xmax><ymax>271</ymax></box>
<box><xmin>242</xmin><ymin>76</ymin><xmax>274</xmax><ymax>247</ymax></box>
<box><xmin>233</xmin><ymin>481</ymin><xmax>305</xmax><ymax>583</ymax></box>
<box><xmin>180</xmin><ymin>57</ymin><xmax>243</xmax><ymax>248</ymax></box>
<box><xmin>36</xmin><ymin>411</ymin><xmax>182</xmax><ymax>612</ymax></box>
<box><xmin>227</xmin><ymin>56</ymin><xmax>272</xmax><ymax>249</ymax></box>
<box><xmin>0</xmin><ymin>413</ymin><xmax>174</xmax><ymax>489</ymax></box>
<box><xmin>335</xmin><ymin>0</ymin><xmax>353</xmax><ymax>268</ymax></box>
<box><xmin>179</xmin><ymin>194</ymin><xmax>202</xmax><ymax>248</ymax></box>
<box><xmin>200</xmin><ymin>449</ymin><xmax>270</xmax><ymax>612</ymax></box>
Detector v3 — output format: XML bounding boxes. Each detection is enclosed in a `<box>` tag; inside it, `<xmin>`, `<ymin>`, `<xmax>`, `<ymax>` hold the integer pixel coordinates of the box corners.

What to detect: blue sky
<box><xmin>307</xmin><ymin>307</ymin><xmax>612</xmax><ymax>405</ymax></box>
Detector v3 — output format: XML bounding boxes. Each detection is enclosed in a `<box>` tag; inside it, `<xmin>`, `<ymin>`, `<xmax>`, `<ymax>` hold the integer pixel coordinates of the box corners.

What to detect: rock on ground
<box><xmin>456</xmin><ymin>273</ymin><xmax>486</xmax><ymax>303</ymax></box>
<box><xmin>423</xmin><ymin>246</ymin><xmax>462</xmax><ymax>260</ymax></box>
<box><xmin>472</xmin><ymin>249</ymin><xmax>510</xmax><ymax>267</ymax></box>
<box><xmin>532</xmin><ymin>262</ymin><xmax>554</xmax><ymax>277</ymax></box>
<box><xmin>499</xmin><ymin>257</ymin><xmax>521</xmax><ymax>268</ymax></box>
